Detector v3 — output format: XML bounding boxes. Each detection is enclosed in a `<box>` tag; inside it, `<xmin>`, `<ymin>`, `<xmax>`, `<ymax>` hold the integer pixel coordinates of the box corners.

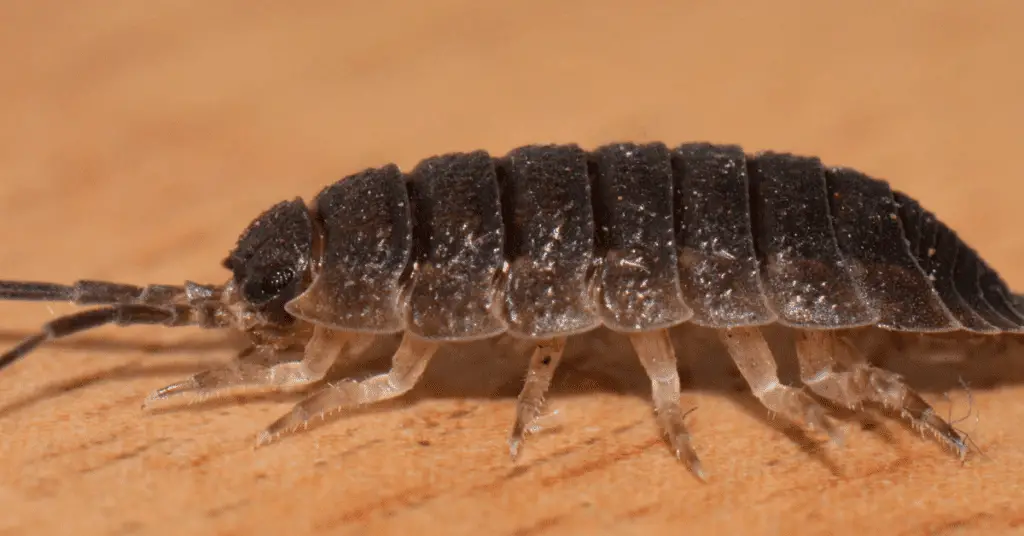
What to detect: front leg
<box><xmin>256</xmin><ymin>331</ymin><xmax>440</xmax><ymax>445</ymax></box>
<box><xmin>142</xmin><ymin>326</ymin><xmax>374</xmax><ymax>407</ymax></box>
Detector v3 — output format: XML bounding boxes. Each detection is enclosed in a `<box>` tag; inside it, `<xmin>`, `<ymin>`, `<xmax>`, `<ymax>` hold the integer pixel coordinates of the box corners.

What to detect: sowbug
<box><xmin>2</xmin><ymin>142</ymin><xmax>1014</xmax><ymax>480</ymax></box>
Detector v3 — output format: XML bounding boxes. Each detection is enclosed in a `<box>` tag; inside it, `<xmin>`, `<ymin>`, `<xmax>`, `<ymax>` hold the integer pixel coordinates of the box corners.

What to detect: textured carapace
<box><xmin>2</xmin><ymin>141</ymin><xmax>1020</xmax><ymax>479</ymax></box>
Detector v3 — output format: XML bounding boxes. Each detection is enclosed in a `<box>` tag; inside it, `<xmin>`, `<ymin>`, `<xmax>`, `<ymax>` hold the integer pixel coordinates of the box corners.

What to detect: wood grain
<box><xmin>2</xmin><ymin>2</ymin><xmax>1024</xmax><ymax>535</ymax></box>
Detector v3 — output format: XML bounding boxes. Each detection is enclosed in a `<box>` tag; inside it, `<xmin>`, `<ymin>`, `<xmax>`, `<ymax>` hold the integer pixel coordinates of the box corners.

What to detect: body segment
<box><xmin>495</xmin><ymin>144</ymin><xmax>599</xmax><ymax>338</ymax></box>
<box><xmin>286</xmin><ymin>164</ymin><xmax>413</xmax><ymax>333</ymax></box>
<box><xmin>403</xmin><ymin>151</ymin><xmax>507</xmax><ymax>340</ymax></box>
<box><xmin>671</xmin><ymin>143</ymin><xmax>776</xmax><ymax>327</ymax></box>
<box><xmin>589</xmin><ymin>142</ymin><xmax>692</xmax><ymax>331</ymax></box>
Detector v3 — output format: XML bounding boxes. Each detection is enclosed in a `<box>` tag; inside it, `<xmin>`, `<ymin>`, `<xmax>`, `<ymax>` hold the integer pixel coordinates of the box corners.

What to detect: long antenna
<box><xmin>0</xmin><ymin>279</ymin><xmax>206</xmax><ymax>306</ymax></box>
<box><xmin>0</xmin><ymin>278</ymin><xmax>229</xmax><ymax>372</ymax></box>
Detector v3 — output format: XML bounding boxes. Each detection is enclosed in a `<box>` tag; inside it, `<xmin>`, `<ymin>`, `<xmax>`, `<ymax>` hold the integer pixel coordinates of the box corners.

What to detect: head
<box><xmin>220</xmin><ymin>198</ymin><xmax>317</xmax><ymax>335</ymax></box>
<box><xmin>0</xmin><ymin>197</ymin><xmax>320</xmax><ymax>370</ymax></box>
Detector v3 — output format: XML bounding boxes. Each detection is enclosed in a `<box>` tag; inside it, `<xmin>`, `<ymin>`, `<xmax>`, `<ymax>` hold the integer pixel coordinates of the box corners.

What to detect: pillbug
<box><xmin>1</xmin><ymin>141</ymin><xmax>1017</xmax><ymax>480</ymax></box>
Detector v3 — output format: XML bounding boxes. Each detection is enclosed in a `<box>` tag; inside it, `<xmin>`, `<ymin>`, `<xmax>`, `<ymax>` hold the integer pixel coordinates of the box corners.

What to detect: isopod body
<box><xmin>2</xmin><ymin>141</ymin><xmax>1017</xmax><ymax>479</ymax></box>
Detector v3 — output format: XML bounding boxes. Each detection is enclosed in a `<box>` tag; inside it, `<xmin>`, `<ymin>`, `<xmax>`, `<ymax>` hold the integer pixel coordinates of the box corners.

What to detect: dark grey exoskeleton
<box><xmin>3</xmin><ymin>141</ymin><xmax>1018</xmax><ymax>479</ymax></box>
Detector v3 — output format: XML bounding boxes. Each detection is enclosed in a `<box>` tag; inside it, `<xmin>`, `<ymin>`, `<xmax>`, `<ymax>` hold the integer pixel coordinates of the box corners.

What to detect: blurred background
<box><xmin>1</xmin><ymin>2</ymin><xmax>1023</xmax><ymax>535</ymax></box>
<box><xmin>3</xmin><ymin>1</ymin><xmax>1023</xmax><ymax>285</ymax></box>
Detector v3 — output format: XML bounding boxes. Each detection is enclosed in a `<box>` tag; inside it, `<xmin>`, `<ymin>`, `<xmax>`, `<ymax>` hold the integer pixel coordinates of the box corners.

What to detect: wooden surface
<box><xmin>2</xmin><ymin>2</ymin><xmax>1024</xmax><ymax>535</ymax></box>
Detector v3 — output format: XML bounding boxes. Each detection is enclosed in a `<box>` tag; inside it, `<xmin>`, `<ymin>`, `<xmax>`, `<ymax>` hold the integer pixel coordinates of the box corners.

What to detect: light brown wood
<box><xmin>2</xmin><ymin>2</ymin><xmax>1024</xmax><ymax>534</ymax></box>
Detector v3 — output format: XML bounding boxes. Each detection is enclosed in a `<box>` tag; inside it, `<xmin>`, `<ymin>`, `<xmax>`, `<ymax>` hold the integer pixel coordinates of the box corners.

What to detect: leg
<box><xmin>719</xmin><ymin>327</ymin><xmax>842</xmax><ymax>443</ymax></box>
<box><xmin>143</xmin><ymin>325</ymin><xmax>374</xmax><ymax>407</ymax></box>
<box><xmin>629</xmin><ymin>329</ymin><xmax>705</xmax><ymax>480</ymax></box>
<box><xmin>794</xmin><ymin>330</ymin><xmax>967</xmax><ymax>457</ymax></box>
<box><xmin>508</xmin><ymin>337</ymin><xmax>567</xmax><ymax>461</ymax></box>
<box><xmin>256</xmin><ymin>331</ymin><xmax>440</xmax><ymax>445</ymax></box>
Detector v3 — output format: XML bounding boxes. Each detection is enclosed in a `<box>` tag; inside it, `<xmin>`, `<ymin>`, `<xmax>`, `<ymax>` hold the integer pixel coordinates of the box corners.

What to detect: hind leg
<box><xmin>794</xmin><ymin>330</ymin><xmax>967</xmax><ymax>457</ymax></box>
<box><xmin>629</xmin><ymin>329</ymin><xmax>705</xmax><ymax>480</ymax></box>
<box><xmin>143</xmin><ymin>326</ymin><xmax>374</xmax><ymax>406</ymax></box>
<box><xmin>257</xmin><ymin>331</ymin><xmax>440</xmax><ymax>445</ymax></box>
<box><xmin>719</xmin><ymin>327</ymin><xmax>842</xmax><ymax>442</ymax></box>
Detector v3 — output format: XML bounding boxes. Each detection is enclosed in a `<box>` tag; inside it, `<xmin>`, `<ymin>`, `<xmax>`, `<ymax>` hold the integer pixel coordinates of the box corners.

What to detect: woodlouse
<box><xmin>1</xmin><ymin>141</ymin><xmax>1017</xmax><ymax>480</ymax></box>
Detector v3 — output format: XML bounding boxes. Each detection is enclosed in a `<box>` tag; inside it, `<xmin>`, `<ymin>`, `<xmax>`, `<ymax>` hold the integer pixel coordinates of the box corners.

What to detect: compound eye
<box><xmin>243</xmin><ymin>264</ymin><xmax>297</xmax><ymax>305</ymax></box>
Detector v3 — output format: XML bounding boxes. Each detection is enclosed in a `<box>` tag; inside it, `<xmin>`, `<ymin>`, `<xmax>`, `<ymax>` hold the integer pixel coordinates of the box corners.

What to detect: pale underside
<box><xmin>142</xmin><ymin>321</ymin><xmax>983</xmax><ymax>478</ymax></box>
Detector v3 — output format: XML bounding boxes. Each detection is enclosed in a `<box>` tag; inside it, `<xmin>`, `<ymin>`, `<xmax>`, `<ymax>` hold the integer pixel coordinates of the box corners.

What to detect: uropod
<box><xmin>1</xmin><ymin>141</ymin><xmax>1017</xmax><ymax>480</ymax></box>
